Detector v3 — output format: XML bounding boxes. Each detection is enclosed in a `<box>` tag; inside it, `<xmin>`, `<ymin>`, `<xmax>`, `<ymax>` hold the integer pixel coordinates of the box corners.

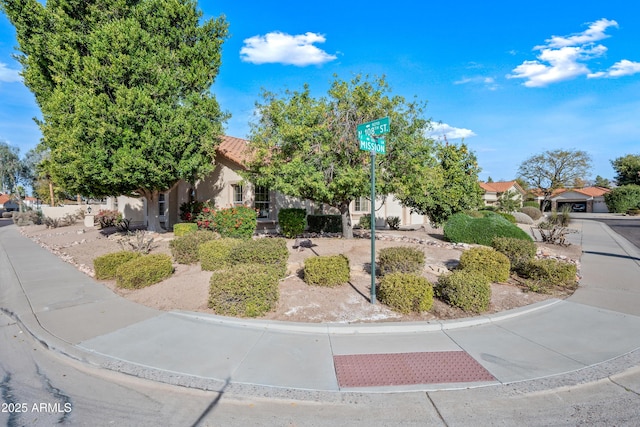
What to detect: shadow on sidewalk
<box><xmin>582</xmin><ymin>250</ymin><xmax>640</xmax><ymax>262</ymax></box>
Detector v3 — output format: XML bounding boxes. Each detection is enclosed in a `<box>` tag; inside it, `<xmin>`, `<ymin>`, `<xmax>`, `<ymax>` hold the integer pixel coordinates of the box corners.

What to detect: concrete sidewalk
<box><xmin>1</xmin><ymin>218</ymin><xmax>640</xmax><ymax>395</ymax></box>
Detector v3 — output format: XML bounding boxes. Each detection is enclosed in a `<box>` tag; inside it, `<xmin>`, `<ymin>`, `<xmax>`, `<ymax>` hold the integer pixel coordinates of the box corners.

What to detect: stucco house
<box><xmin>0</xmin><ymin>193</ymin><xmax>19</xmax><ymax>214</ymax></box>
<box><xmin>532</xmin><ymin>186</ymin><xmax>610</xmax><ymax>213</ymax></box>
<box><xmin>479</xmin><ymin>181</ymin><xmax>526</xmax><ymax>208</ymax></box>
<box><xmin>108</xmin><ymin>136</ymin><xmax>427</xmax><ymax>232</ymax></box>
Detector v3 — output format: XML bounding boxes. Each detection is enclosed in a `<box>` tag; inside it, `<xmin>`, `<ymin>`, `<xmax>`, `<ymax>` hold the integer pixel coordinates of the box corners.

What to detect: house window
<box><xmin>158</xmin><ymin>193</ymin><xmax>166</xmax><ymax>215</ymax></box>
<box><xmin>254</xmin><ymin>186</ymin><xmax>270</xmax><ymax>219</ymax></box>
<box><xmin>232</xmin><ymin>184</ymin><xmax>243</xmax><ymax>206</ymax></box>
<box><xmin>354</xmin><ymin>197</ymin><xmax>370</xmax><ymax>212</ymax></box>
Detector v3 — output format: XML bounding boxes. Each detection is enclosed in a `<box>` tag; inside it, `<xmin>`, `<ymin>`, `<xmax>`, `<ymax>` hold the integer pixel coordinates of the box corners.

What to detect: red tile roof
<box><xmin>0</xmin><ymin>194</ymin><xmax>12</xmax><ymax>205</ymax></box>
<box><xmin>216</xmin><ymin>135</ymin><xmax>251</xmax><ymax>168</ymax></box>
<box><xmin>479</xmin><ymin>181</ymin><xmax>523</xmax><ymax>193</ymax></box>
<box><xmin>556</xmin><ymin>186</ymin><xmax>610</xmax><ymax>197</ymax></box>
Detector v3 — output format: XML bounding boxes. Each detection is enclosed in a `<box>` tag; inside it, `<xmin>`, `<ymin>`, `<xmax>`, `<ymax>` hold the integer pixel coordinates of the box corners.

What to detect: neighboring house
<box><xmin>111</xmin><ymin>135</ymin><xmax>427</xmax><ymax>231</ymax></box>
<box><xmin>534</xmin><ymin>186</ymin><xmax>610</xmax><ymax>213</ymax></box>
<box><xmin>479</xmin><ymin>181</ymin><xmax>526</xmax><ymax>207</ymax></box>
<box><xmin>0</xmin><ymin>193</ymin><xmax>19</xmax><ymax>213</ymax></box>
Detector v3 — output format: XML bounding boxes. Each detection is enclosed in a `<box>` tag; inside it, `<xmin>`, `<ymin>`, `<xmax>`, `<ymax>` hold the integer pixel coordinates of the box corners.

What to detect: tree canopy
<box><xmin>245</xmin><ymin>74</ymin><xmax>436</xmax><ymax>238</ymax></box>
<box><xmin>611</xmin><ymin>154</ymin><xmax>640</xmax><ymax>186</ymax></box>
<box><xmin>396</xmin><ymin>141</ymin><xmax>483</xmax><ymax>225</ymax></box>
<box><xmin>517</xmin><ymin>149</ymin><xmax>592</xmax><ymax>209</ymax></box>
<box><xmin>1</xmin><ymin>0</ymin><xmax>229</xmax><ymax>230</ymax></box>
<box><xmin>0</xmin><ymin>140</ymin><xmax>23</xmax><ymax>194</ymax></box>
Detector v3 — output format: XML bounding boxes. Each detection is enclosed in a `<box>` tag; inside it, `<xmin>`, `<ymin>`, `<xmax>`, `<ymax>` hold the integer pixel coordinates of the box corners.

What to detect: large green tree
<box><xmin>245</xmin><ymin>74</ymin><xmax>436</xmax><ymax>238</ymax></box>
<box><xmin>517</xmin><ymin>149</ymin><xmax>592</xmax><ymax>210</ymax></box>
<box><xmin>0</xmin><ymin>140</ymin><xmax>23</xmax><ymax>194</ymax></box>
<box><xmin>611</xmin><ymin>154</ymin><xmax>640</xmax><ymax>186</ymax></box>
<box><xmin>1</xmin><ymin>0</ymin><xmax>229</xmax><ymax>231</ymax></box>
<box><xmin>396</xmin><ymin>142</ymin><xmax>483</xmax><ymax>225</ymax></box>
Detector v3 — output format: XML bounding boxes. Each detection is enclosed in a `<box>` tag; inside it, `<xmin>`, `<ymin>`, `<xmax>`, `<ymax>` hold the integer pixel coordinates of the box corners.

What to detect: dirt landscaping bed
<box><xmin>18</xmin><ymin>222</ymin><xmax>582</xmax><ymax>323</ymax></box>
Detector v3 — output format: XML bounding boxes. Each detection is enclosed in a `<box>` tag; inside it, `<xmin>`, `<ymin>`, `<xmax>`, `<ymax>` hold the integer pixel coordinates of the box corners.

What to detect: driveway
<box><xmin>577</xmin><ymin>214</ymin><xmax>640</xmax><ymax>249</ymax></box>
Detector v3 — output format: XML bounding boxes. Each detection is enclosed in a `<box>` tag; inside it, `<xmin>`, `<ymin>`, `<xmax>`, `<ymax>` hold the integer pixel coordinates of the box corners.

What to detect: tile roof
<box><xmin>556</xmin><ymin>186</ymin><xmax>611</xmax><ymax>197</ymax></box>
<box><xmin>216</xmin><ymin>135</ymin><xmax>251</xmax><ymax>168</ymax></box>
<box><xmin>0</xmin><ymin>194</ymin><xmax>14</xmax><ymax>205</ymax></box>
<box><xmin>479</xmin><ymin>181</ymin><xmax>522</xmax><ymax>193</ymax></box>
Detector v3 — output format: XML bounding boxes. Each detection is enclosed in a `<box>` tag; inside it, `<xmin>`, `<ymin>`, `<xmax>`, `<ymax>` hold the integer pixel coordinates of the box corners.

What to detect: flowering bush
<box><xmin>214</xmin><ymin>206</ymin><xmax>257</xmax><ymax>238</ymax></box>
<box><xmin>180</xmin><ymin>200</ymin><xmax>209</xmax><ymax>222</ymax></box>
<box><xmin>95</xmin><ymin>209</ymin><xmax>123</xmax><ymax>229</ymax></box>
<box><xmin>195</xmin><ymin>205</ymin><xmax>216</xmax><ymax>231</ymax></box>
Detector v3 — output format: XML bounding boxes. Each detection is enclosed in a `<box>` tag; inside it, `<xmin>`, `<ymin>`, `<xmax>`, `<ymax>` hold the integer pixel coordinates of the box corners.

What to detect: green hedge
<box><xmin>604</xmin><ymin>185</ymin><xmax>640</xmax><ymax>213</ymax></box>
<box><xmin>378</xmin><ymin>246</ymin><xmax>425</xmax><ymax>275</ymax></box>
<box><xmin>520</xmin><ymin>259</ymin><xmax>577</xmax><ymax>288</ymax></box>
<box><xmin>115</xmin><ymin>254</ymin><xmax>173</xmax><ymax>289</ymax></box>
<box><xmin>491</xmin><ymin>237</ymin><xmax>537</xmax><ymax>272</ymax></box>
<box><xmin>198</xmin><ymin>238</ymin><xmax>242</xmax><ymax>271</ymax></box>
<box><xmin>278</xmin><ymin>208</ymin><xmax>306</xmax><ymax>238</ymax></box>
<box><xmin>208</xmin><ymin>263</ymin><xmax>279</xmax><ymax>317</ymax></box>
<box><xmin>303</xmin><ymin>255</ymin><xmax>350</xmax><ymax>287</ymax></box>
<box><xmin>307</xmin><ymin>214</ymin><xmax>342</xmax><ymax>233</ymax></box>
<box><xmin>173</xmin><ymin>222</ymin><xmax>198</xmax><ymax>237</ymax></box>
<box><xmin>94</xmin><ymin>251</ymin><xmax>141</xmax><ymax>280</ymax></box>
<box><xmin>170</xmin><ymin>230</ymin><xmax>219</xmax><ymax>264</ymax></box>
<box><xmin>435</xmin><ymin>270</ymin><xmax>491</xmax><ymax>313</ymax></box>
<box><xmin>378</xmin><ymin>272</ymin><xmax>433</xmax><ymax>314</ymax></box>
<box><xmin>458</xmin><ymin>247</ymin><xmax>510</xmax><ymax>282</ymax></box>
<box><xmin>229</xmin><ymin>238</ymin><xmax>289</xmax><ymax>278</ymax></box>
<box><xmin>443</xmin><ymin>213</ymin><xmax>533</xmax><ymax>246</ymax></box>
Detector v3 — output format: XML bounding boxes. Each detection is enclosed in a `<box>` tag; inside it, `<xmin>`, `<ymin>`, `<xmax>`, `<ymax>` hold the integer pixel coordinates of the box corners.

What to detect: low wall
<box><xmin>40</xmin><ymin>204</ymin><xmax>108</xmax><ymax>219</ymax></box>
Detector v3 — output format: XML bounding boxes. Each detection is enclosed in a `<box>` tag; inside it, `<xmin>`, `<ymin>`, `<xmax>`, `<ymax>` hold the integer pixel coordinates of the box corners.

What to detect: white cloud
<box><xmin>588</xmin><ymin>59</ymin><xmax>640</xmax><ymax>78</ymax></box>
<box><xmin>426</xmin><ymin>123</ymin><xmax>476</xmax><ymax>140</ymax></box>
<box><xmin>454</xmin><ymin>76</ymin><xmax>498</xmax><ymax>90</ymax></box>
<box><xmin>0</xmin><ymin>63</ymin><xmax>21</xmax><ymax>83</ymax></box>
<box><xmin>240</xmin><ymin>31</ymin><xmax>337</xmax><ymax>66</ymax></box>
<box><xmin>508</xmin><ymin>18</ymin><xmax>638</xmax><ymax>87</ymax></box>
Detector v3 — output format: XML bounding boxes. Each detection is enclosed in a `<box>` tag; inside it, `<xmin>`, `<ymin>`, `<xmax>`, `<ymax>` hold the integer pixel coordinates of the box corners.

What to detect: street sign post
<box><xmin>357</xmin><ymin>117</ymin><xmax>390</xmax><ymax>304</ymax></box>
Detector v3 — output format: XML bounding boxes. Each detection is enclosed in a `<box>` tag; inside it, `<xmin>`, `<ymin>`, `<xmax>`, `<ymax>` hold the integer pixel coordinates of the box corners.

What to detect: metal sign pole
<box><xmin>370</xmin><ymin>147</ymin><xmax>376</xmax><ymax>304</ymax></box>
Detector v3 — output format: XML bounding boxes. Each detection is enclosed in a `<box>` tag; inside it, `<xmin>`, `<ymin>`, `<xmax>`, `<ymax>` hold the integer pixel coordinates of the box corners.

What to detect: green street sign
<box><xmin>358</xmin><ymin>117</ymin><xmax>390</xmax><ymax>154</ymax></box>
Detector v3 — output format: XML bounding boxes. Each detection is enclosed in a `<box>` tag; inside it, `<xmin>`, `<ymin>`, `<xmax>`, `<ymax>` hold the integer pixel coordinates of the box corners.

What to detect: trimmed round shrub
<box><xmin>378</xmin><ymin>272</ymin><xmax>433</xmax><ymax>314</ymax></box>
<box><xmin>229</xmin><ymin>238</ymin><xmax>289</xmax><ymax>278</ymax></box>
<box><xmin>173</xmin><ymin>222</ymin><xmax>198</xmax><ymax>237</ymax></box>
<box><xmin>115</xmin><ymin>254</ymin><xmax>173</xmax><ymax>289</ymax></box>
<box><xmin>512</xmin><ymin>212</ymin><xmax>534</xmax><ymax>225</ymax></box>
<box><xmin>520</xmin><ymin>259</ymin><xmax>577</xmax><ymax>288</ymax></box>
<box><xmin>214</xmin><ymin>206</ymin><xmax>257</xmax><ymax>238</ymax></box>
<box><xmin>443</xmin><ymin>213</ymin><xmax>533</xmax><ymax>246</ymax></box>
<box><xmin>435</xmin><ymin>270</ymin><xmax>491</xmax><ymax>313</ymax></box>
<box><xmin>458</xmin><ymin>247</ymin><xmax>510</xmax><ymax>282</ymax></box>
<box><xmin>304</xmin><ymin>255</ymin><xmax>350</xmax><ymax>287</ymax></box>
<box><xmin>199</xmin><ymin>238</ymin><xmax>242</xmax><ymax>271</ymax></box>
<box><xmin>278</xmin><ymin>208</ymin><xmax>306</xmax><ymax>238</ymax></box>
<box><xmin>491</xmin><ymin>237</ymin><xmax>537</xmax><ymax>272</ymax></box>
<box><xmin>94</xmin><ymin>251</ymin><xmax>141</xmax><ymax>280</ymax></box>
<box><xmin>208</xmin><ymin>263</ymin><xmax>279</xmax><ymax>317</ymax></box>
<box><xmin>520</xmin><ymin>206</ymin><xmax>542</xmax><ymax>221</ymax></box>
<box><xmin>170</xmin><ymin>230</ymin><xmax>219</xmax><ymax>264</ymax></box>
<box><xmin>378</xmin><ymin>246</ymin><xmax>425</xmax><ymax>275</ymax></box>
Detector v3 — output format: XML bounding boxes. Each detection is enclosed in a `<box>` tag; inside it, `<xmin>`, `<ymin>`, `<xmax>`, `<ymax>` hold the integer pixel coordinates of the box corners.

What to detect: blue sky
<box><xmin>1</xmin><ymin>1</ymin><xmax>639</xmax><ymax>186</ymax></box>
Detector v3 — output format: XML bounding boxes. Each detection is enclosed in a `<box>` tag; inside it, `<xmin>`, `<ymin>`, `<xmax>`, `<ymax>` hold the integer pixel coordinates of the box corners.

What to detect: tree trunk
<box><xmin>48</xmin><ymin>180</ymin><xmax>55</xmax><ymax>207</ymax></box>
<box><xmin>142</xmin><ymin>189</ymin><xmax>164</xmax><ymax>233</ymax></box>
<box><xmin>339</xmin><ymin>201</ymin><xmax>353</xmax><ymax>239</ymax></box>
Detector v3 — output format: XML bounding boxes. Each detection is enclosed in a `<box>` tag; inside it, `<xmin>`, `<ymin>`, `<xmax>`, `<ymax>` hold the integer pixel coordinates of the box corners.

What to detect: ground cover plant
<box><xmin>443</xmin><ymin>213</ymin><xmax>532</xmax><ymax>246</ymax></box>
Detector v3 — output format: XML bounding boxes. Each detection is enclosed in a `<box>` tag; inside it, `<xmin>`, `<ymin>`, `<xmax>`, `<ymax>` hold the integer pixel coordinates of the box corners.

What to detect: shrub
<box><xmin>278</xmin><ymin>208</ymin><xmax>306</xmax><ymax>238</ymax></box>
<box><xmin>229</xmin><ymin>238</ymin><xmax>289</xmax><ymax>278</ymax></box>
<box><xmin>95</xmin><ymin>209</ymin><xmax>122</xmax><ymax>228</ymax></box>
<box><xmin>115</xmin><ymin>254</ymin><xmax>173</xmax><ymax>289</ymax></box>
<box><xmin>1</xmin><ymin>211</ymin><xmax>13</xmax><ymax>218</ymax></box>
<box><xmin>208</xmin><ymin>263</ymin><xmax>279</xmax><ymax>317</ymax></box>
<box><xmin>378</xmin><ymin>272</ymin><xmax>433</xmax><ymax>314</ymax></box>
<box><xmin>304</xmin><ymin>255</ymin><xmax>350</xmax><ymax>287</ymax></box>
<box><xmin>118</xmin><ymin>230</ymin><xmax>156</xmax><ymax>254</ymax></box>
<box><xmin>358</xmin><ymin>214</ymin><xmax>371</xmax><ymax>229</ymax></box>
<box><xmin>523</xmin><ymin>201</ymin><xmax>541</xmax><ymax>209</ymax></box>
<box><xmin>386</xmin><ymin>216</ymin><xmax>400</xmax><ymax>230</ymax></box>
<box><xmin>179</xmin><ymin>200</ymin><xmax>207</xmax><ymax>222</ymax></box>
<box><xmin>378</xmin><ymin>246</ymin><xmax>425</xmax><ymax>275</ymax></box>
<box><xmin>520</xmin><ymin>206</ymin><xmax>542</xmax><ymax>221</ymax></box>
<box><xmin>512</xmin><ymin>212</ymin><xmax>534</xmax><ymax>225</ymax></box>
<box><xmin>520</xmin><ymin>259</ymin><xmax>577</xmax><ymax>288</ymax></box>
<box><xmin>198</xmin><ymin>238</ymin><xmax>242</xmax><ymax>271</ymax></box>
<box><xmin>491</xmin><ymin>237</ymin><xmax>536</xmax><ymax>272</ymax></box>
<box><xmin>214</xmin><ymin>206</ymin><xmax>257</xmax><ymax>238</ymax></box>
<box><xmin>604</xmin><ymin>185</ymin><xmax>640</xmax><ymax>213</ymax></box>
<box><xmin>170</xmin><ymin>230</ymin><xmax>219</xmax><ymax>264</ymax></box>
<box><xmin>307</xmin><ymin>214</ymin><xmax>342</xmax><ymax>233</ymax></box>
<box><xmin>458</xmin><ymin>247</ymin><xmax>510</xmax><ymax>282</ymax></box>
<box><xmin>494</xmin><ymin>211</ymin><xmax>516</xmax><ymax>224</ymax></box>
<box><xmin>435</xmin><ymin>270</ymin><xmax>491</xmax><ymax>313</ymax></box>
<box><xmin>443</xmin><ymin>213</ymin><xmax>533</xmax><ymax>246</ymax></box>
<box><xmin>11</xmin><ymin>210</ymin><xmax>41</xmax><ymax>226</ymax></box>
<box><xmin>94</xmin><ymin>251</ymin><xmax>141</xmax><ymax>279</ymax></box>
<box><xmin>195</xmin><ymin>205</ymin><xmax>216</xmax><ymax>231</ymax></box>
<box><xmin>173</xmin><ymin>222</ymin><xmax>198</xmax><ymax>237</ymax></box>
